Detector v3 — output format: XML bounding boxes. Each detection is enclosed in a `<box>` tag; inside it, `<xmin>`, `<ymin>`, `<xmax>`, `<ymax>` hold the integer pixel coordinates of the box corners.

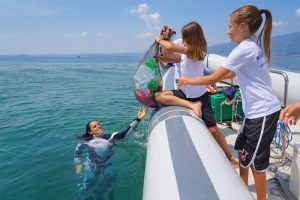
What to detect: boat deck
<box><xmin>218</xmin><ymin>119</ymin><xmax>300</xmax><ymax>200</ymax></box>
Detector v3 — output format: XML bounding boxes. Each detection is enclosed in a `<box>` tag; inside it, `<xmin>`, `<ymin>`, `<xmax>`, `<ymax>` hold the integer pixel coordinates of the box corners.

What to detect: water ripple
<box><xmin>0</xmin><ymin>54</ymin><xmax>146</xmax><ymax>200</ymax></box>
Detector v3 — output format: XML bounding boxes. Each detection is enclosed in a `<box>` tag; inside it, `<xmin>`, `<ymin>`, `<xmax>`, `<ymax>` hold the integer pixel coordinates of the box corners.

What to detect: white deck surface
<box><xmin>218</xmin><ymin>119</ymin><xmax>300</xmax><ymax>200</ymax></box>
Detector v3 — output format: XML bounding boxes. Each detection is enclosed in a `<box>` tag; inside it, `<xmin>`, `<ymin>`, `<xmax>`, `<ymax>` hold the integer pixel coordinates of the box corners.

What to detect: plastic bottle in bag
<box><xmin>134</xmin><ymin>58</ymin><xmax>162</xmax><ymax>107</ymax></box>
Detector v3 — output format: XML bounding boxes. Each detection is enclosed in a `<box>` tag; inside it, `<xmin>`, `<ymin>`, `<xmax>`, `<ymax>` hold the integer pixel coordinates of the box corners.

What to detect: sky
<box><xmin>0</xmin><ymin>0</ymin><xmax>300</xmax><ymax>55</ymax></box>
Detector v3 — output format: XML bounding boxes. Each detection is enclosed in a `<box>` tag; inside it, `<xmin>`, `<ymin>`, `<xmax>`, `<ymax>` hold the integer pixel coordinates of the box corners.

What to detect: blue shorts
<box><xmin>234</xmin><ymin>110</ymin><xmax>280</xmax><ymax>172</ymax></box>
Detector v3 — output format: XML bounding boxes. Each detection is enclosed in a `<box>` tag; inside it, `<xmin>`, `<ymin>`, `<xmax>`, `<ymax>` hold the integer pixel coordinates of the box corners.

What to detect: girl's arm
<box><xmin>178</xmin><ymin>67</ymin><xmax>236</xmax><ymax>86</ymax></box>
<box><xmin>155</xmin><ymin>35</ymin><xmax>187</xmax><ymax>54</ymax></box>
<box><xmin>154</xmin><ymin>53</ymin><xmax>181</xmax><ymax>70</ymax></box>
<box><xmin>155</xmin><ymin>44</ymin><xmax>181</xmax><ymax>65</ymax></box>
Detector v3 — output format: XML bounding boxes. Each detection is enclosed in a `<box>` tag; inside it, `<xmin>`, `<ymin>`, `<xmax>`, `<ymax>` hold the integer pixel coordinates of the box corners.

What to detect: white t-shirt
<box><xmin>223</xmin><ymin>38</ymin><xmax>281</xmax><ymax>119</ymax></box>
<box><xmin>173</xmin><ymin>39</ymin><xmax>207</xmax><ymax>98</ymax></box>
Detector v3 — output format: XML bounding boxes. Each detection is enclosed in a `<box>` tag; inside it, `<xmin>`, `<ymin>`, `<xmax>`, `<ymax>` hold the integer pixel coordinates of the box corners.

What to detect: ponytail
<box><xmin>258</xmin><ymin>9</ymin><xmax>272</xmax><ymax>64</ymax></box>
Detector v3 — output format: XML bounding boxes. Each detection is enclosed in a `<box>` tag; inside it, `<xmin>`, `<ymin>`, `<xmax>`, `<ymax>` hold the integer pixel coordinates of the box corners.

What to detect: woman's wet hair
<box><xmin>85</xmin><ymin>120</ymin><xmax>94</xmax><ymax>134</ymax></box>
<box><xmin>230</xmin><ymin>5</ymin><xmax>273</xmax><ymax>64</ymax></box>
<box><xmin>76</xmin><ymin>120</ymin><xmax>95</xmax><ymax>141</ymax></box>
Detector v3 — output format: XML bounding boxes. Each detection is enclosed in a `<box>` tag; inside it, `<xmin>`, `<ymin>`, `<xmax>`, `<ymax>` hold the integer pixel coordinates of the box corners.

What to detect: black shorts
<box><xmin>171</xmin><ymin>90</ymin><xmax>217</xmax><ymax>128</ymax></box>
<box><xmin>234</xmin><ymin>110</ymin><xmax>280</xmax><ymax>172</ymax></box>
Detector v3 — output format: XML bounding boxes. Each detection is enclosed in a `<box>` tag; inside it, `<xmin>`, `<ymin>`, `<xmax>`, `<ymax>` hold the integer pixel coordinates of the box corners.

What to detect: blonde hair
<box><xmin>230</xmin><ymin>5</ymin><xmax>273</xmax><ymax>64</ymax></box>
<box><xmin>181</xmin><ymin>21</ymin><xmax>207</xmax><ymax>61</ymax></box>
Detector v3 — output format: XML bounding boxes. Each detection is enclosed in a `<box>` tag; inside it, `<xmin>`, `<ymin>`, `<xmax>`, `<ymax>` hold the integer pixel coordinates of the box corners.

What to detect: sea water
<box><xmin>0</xmin><ymin>54</ymin><xmax>299</xmax><ymax>200</ymax></box>
<box><xmin>0</xmin><ymin>54</ymin><xmax>149</xmax><ymax>200</ymax></box>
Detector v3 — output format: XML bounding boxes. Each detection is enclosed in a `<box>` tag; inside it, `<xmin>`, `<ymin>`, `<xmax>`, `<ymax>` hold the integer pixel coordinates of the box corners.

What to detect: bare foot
<box><xmin>230</xmin><ymin>156</ymin><xmax>239</xmax><ymax>169</ymax></box>
<box><xmin>191</xmin><ymin>101</ymin><xmax>202</xmax><ymax>117</ymax></box>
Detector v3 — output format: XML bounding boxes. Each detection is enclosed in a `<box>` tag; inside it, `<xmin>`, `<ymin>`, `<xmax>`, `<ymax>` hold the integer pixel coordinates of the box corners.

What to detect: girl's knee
<box><xmin>155</xmin><ymin>91</ymin><xmax>172</xmax><ymax>103</ymax></box>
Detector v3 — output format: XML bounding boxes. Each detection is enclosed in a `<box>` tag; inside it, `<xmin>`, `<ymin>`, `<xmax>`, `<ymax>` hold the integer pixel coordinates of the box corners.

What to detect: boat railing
<box><xmin>269</xmin><ymin>69</ymin><xmax>290</xmax><ymax>162</ymax></box>
<box><xmin>270</xmin><ymin>69</ymin><xmax>289</xmax><ymax>108</ymax></box>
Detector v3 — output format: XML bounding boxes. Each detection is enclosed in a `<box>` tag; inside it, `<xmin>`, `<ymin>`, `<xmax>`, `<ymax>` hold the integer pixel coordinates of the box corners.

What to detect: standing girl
<box><xmin>155</xmin><ymin>21</ymin><xmax>238</xmax><ymax>168</ymax></box>
<box><xmin>178</xmin><ymin>6</ymin><xmax>280</xmax><ymax>200</ymax></box>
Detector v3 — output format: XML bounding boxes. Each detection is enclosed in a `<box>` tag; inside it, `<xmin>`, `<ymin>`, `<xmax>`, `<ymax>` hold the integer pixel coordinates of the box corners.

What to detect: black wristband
<box><xmin>135</xmin><ymin>117</ymin><xmax>141</xmax><ymax>122</ymax></box>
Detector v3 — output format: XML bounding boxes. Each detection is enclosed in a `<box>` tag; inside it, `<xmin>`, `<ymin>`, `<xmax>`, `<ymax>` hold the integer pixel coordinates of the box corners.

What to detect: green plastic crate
<box><xmin>210</xmin><ymin>94</ymin><xmax>225</xmax><ymax>110</ymax></box>
<box><xmin>214</xmin><ymin>103</ymin><xmax>233</xmax><ymax>122</ymax></box>
<box><xmin>210</xmin><ymin>92</ymin><xmax>244</xmax><ymax>122</ymax></box>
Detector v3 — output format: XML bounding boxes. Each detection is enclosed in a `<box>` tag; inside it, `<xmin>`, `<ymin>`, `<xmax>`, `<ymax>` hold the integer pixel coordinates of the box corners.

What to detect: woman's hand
<box><xmin>137</xmin><ymin>107</ymin><xmax>148</xmax><ymax>120</ymax></box>
<box><xmin>75</xmin><ymin>164</ymin><xmax>82</xmax><ymax>174</ymax></box>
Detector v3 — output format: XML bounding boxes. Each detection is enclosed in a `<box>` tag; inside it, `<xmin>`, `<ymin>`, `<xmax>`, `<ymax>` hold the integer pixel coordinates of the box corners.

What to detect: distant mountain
<box><xmin>271</xmin><ymin>31</ymin><xmax>300</xmax><ymax>56</ymax></box>
<box><xmin>209</xmin><ymin>31</ymin><xmax>300</xmax><ymax>56</ymax></box>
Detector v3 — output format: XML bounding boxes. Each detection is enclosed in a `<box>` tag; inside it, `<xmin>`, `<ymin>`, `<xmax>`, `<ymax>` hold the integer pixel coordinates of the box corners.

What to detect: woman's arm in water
<box><xmin>108</xmin><ymin>107</ymin><xmax>148</xmax><ymax>141</ymax></box>
<box><xmin>74</xmin><ymin>142</ymin><xmax>86</xmax><ymax>174</ymax></box>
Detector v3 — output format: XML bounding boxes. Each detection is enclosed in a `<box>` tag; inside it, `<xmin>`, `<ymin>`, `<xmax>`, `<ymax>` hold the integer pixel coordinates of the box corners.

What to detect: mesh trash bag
<box><xmin>133</xmin><ymin>42</ymin><xmax>162</xmax><ymax>108</ymax></box>
<box><xmin>133</xmin><ymin>26</ymin><xmax>176</xmax><ymax>108</ymax></box>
